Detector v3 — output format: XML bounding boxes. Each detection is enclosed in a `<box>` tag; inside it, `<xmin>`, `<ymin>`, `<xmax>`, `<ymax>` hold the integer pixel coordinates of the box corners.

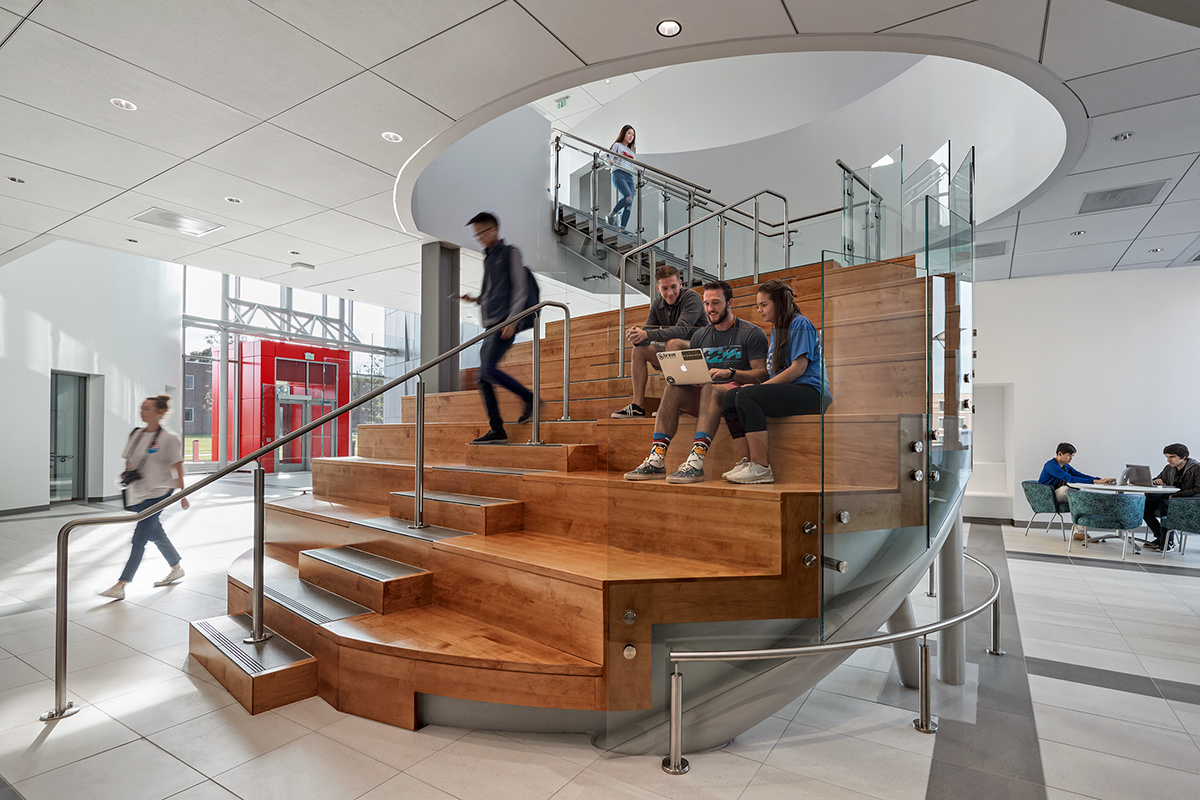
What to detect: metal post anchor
<box><xmin>912</xmin><ymin>634</ymin><xmax>938</xmax><ymax>733</ymax></box>
<box><xmin>661</xmin><ymin>666</ymin><xmax>690</xmax><ymax>775</ymax></box>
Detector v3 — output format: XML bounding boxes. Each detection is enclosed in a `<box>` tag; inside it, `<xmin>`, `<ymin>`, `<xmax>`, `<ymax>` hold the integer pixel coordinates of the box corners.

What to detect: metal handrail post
<box><xmin>661</xmin><ymin>666</ymin><xmax>689</xmax><ymax>775</ymax></box>
<box><xmin>560</xmin><ymin>313</ymin><xmax>572</xmax><ymax>420</ymax></box>
<box><xmin>244</xmin><ymin>464</ymin><xmax>272</xmax><ymax>644</ymax></box>
<box><xmin>530</xmin><ymin>312</ymin><xmax>542</xmax><ymax>444</ymax></box>
<box><xmin>782</xmin><ymin>196</ymin><xmax>791</xmax><ymax>269</ymax></box>
<box><xmin>409</xmin><ymin>379</ymin><xmax>427</xmax><ymax>529</ymax></box>
<box><xmin>686</xmin><ymin>193</ymin><xmax>694</xmax><ymax>286</ymax></box>
<box><xmin>913</xmin><ymin>634</ymin><xmax>938</xmax><ymax>733</ymax></box>
<box><xmin>635</xmin><ymin>169</ymin><xmax>645</xmax><ymax>282</ymax></box>
<box><xmin>753</xmin><ymin>198</ymin><xmax>760</xmax><ymax>281</ymax></box>
<box><xmin>618</xmin><ymin>253</ymin><xmax>628</xmax><ymax>378</ymax></box>
<box><xmin>718</xmin><ymin>214</ymin><xmax>725</xmax><ymax>281</ymax></box>
<box><xmin>926</xmin><ymin>561</ymin><xmax>937</xmax><ymax>597</ymax></box>
<box><xmin>591</xmin><ymin>152</ymin><xmax>600</xmax><ymax>256</ymax></box>
<box><xmin>987</xmin><ymin>594</ymin><xmax>1006</xmax><ymax>656</ymax></box>
<box><xmin>552</xmin><ymin>135</ymin><xmax>562</xmax><ymax>231</ymax></box>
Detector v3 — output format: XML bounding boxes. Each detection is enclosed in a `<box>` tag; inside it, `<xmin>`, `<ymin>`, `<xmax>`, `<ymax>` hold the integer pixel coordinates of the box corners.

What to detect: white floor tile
<box><xmin>0</xmin><ymin>705</ymin><xmax>138</xmax><ymax>782</ymax></box>
<box><xmin>764</xmin><ymin>721</ymin><xmax>930</xmax><ymax>800</ymax></box>
<box><xmin>723</xmin><ymin>713</ymin><xmax>789</xmax><ymax>762</ymax></box>
<box><xmin>66</xmin><ymin>653</ymin><xmax>184</xmax><ymax>704</ymax></box>
<box><xmin>1023</xmin><ymin>638</ymin><xmax>1148</xmax><ymax>674</ymax></box>
<box><xmin>148</xmin><ymin>705</ymin><xmax>310</xmax><ymax>777</ymax></box>
<box><xmin>0</xmin><ymin>620</ymin><xmax>101</xmax><ymax>656</ymax></box>
<box><xmin>94</xmin><ymin>674</ymin><xmax>237</xmax><ymax>736</ymax></box>
<box><xmin>0</xmin><ymin>679</ymin><xmax>83</xmax><ymax>734</ymax></box>
<box><xmin>13</xmin><ymin>738</ymin><xmax>204</xmax><ymax>800</ymax></box>
<box><xmin>740</xmin><ymin>763</ymin><xmax>882</xmax><ymax>800</ymax></box>
<box><xmin>586</xmin><ymin>748</ymin><xmax>762</xmax><ymax>800</ymax></box>
<box><xmin>1169</xmin><ymin>700</ymin><xmax>1200</xmax><ymax>736</ymax></box>
<box><xmin>1033</xmin><ymin>702</ymin><xmax>1200</xmax><ymax>774</ymax></box>
<box><xmin>1121</xmin><ymin>634</ymin><xmax>1200</xmax><ymax>664</ymax></box>
<box><xmin>0</xmin><ymin>655</ymin><xmax>45</xmax><ymax>692</ymax></box>
<box><xmin>407</xmin><ymin>730</ymin><xmax>585</xmax><ymax>800</ymax></box>
<box><xmin>1013</xmin><ymin>606</ymin><xmax>1120</xmax><ymax>633</ymax></box>
<box><xmin>814</xmin><ymin>663</ymin><xmax>889</xmax><ymax>702</ymax></box>
<box><xmin>161</xmin><ymin>781</ymin><xmax>242</xmax><ymax>800</ymax></box>
<box><xmin>1020</xmin><ymin>621</ymin><xmax>1132</xmax><ymax>651</ymax></box>
<box><xmin>793</xmin><ymin>689</ymin><xmax>936</xmax><ymax>757</ymax></box>
<box><xmin>771</xmin><ymin>690</ymin><xmax>809</xmax><ymax>721</ymax></box>
<box><xmin>214</xmin><ymin>732</ymin><xmax>397</xmax><ymax>800</ymax></box>
<box><xmin>1041</xmin><ymin>739</ymin><xmax>1200</xmax><ymax>799</ymax></box>
<box><xmin>269</xmin><ymin>695</ymin><xmax>346</xmax><ymax>731</ymax></box>
<box><xmin>105</xmin><ymin>616</ymin><xmax>192</xmax><ymax>652</ymax></box>
<box><xmin>20</xmin><ymin>635</ymin><xmax>141</xmax><ymax>677</ymax></box>
<box><xmin>497</xmin><ymin>730</ymin><xmax>603</xmax><ymax>767</ymax></box>
<box><xmin>1028</xmin><ymin>674</ymin><xmax>1184</xmax><ymax>731</ymax></box>
<box><xmin>358</xmin><ymin>773</ymin><xmax>461</xmax><ymax>800</ymax></box>
<box><xmin>316</xmin><ymin>716</ymin><xmax>461</xmax><ymax>771</ymax></box>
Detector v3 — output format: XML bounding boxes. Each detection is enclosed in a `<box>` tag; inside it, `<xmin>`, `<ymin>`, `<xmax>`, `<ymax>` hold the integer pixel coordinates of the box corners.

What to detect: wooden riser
<box><xmin>356</xmin><ymin>424</ymin><xmax>600</xmax><ymax>469</ymax></box>
<box><xmin>466</xmin><ymin>442</ymin><xmax>598</xmax><ymax>472</ymax></box>
<box><xmin>410</xmin><ymin>392</ymin><xmax>646</xmax><ymax>425</ymax></box>
<box><xmin>390</xmin><ymin>493</ymin><xmax>524</xmax><ymax>536</ymax></box>
<box><xmin>299</xmin><ymin>551</ymin><xmax>432</xmax><ymax>615</ymax></box>
<box><xmin>313</xmin><ymin>458</ymin><xmax>530</xmax><ymax>505</ymax></box>
<box><xmin>189</xmin><ymin>617</ymin><xmax>318</xmax><ymax>715</ymax></box>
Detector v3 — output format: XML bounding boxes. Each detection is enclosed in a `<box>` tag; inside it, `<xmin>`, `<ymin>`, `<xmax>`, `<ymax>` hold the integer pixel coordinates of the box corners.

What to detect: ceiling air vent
<box><xmin>975</xmin><ymin>241</ymin><xmax>1007</xmax><ymax>258</ymax></box>
<box><xmin>1078</xmin><ymin>180</ymin><xmax>1168</xmax><ymax>215</ymax></box>
<box><xmin>129</xmin><ymin>207</ymin><xmax>225</xmax><ymax>236</ymax></box>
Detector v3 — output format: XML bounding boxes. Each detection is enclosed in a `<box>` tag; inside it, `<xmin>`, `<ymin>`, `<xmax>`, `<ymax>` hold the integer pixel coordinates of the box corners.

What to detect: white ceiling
<box><xmin>0</xmin><ymin>0</ymin><xmax>1197</xmax><ymax>298</ymax></box>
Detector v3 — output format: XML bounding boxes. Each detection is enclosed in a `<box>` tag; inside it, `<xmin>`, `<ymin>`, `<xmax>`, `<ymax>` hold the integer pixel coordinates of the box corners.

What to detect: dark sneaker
<box><xmin>471</xmin><ymin>429</ymin><xmax>508</xmax><ymax>444</ymax></box>
<box><xmin>517</xmin><ymin>399</ymin><xmax>538</xmax><ymax>425</ymax></box>
<box><xmin>611</xmin><ymin>403</ymin><xmax>645</xmax><ymax>419</ymax></box>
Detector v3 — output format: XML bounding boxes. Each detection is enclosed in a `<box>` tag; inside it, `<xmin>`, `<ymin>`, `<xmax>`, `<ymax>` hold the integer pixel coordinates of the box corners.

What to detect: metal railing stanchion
<box><xmin>590</xmin><ymin>153</ymin><xmax>601</xmax><ymax>256</ymax></box>
<box><xmin>244</xmin><ymin>464</ymin><xmax>272</xmax><ymax>644</ymax></box>
<box><xmin>987</xmin><ymin>593</ymin><xmax>1006</xmax><ymax>656</ymax></box>
<box><xmin>753</xmin><ymin>198</ymin><xmax>760</xmax><ymax>281</ymax></box>
<box><xmin>913</xmin><ymin>634</ymin><xmax>938</xmax><ymax>733</ymax></box>
<box><xmin>686</xmin><ymin>193</ymin><xmax>695</xmax><ymax>286</ymax></box>
<box><xmin>560</xmin><ymin>313</ymin><xmax>571</xmax><ymax>420</ymax></box>
<box><xmin>552</xmin><ymin>136</ymin><xmax>562</xmax><ymax>232</ymax></box>
<box><xmin>926</xmin><ymin>561</ymin><xmax>937</xmax><ymax>597</ymax></box>
<box><xmin>718</xmin><ymin>214</ymin><xmax>725</xmax><ymax>281</ymax></box>
<box><xmin>661</xmin><ymin>666</ymin><xmax>690</xmax><ymax>775</ymax></box>
<box><xmin>409</xmin><ymin>379</ymin><xmax>427</xmax><ymax>529</ymax></box>
<box><xmin>530</xmin><ymin>312</ymin><xmax>542</xmax><ymax>444</ymax></box>
<box><xmin>617</xmin><ymin>253</ymin><xmax>628</xmax><ymax>378</ymax></box>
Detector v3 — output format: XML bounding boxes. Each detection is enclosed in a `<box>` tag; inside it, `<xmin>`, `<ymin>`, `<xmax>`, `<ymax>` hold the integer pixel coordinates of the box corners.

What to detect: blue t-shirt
<box><xmin>1037</xmin><ymin>458</ymin><xmax>1097</xmax><ymax>490</ymax></box>
<box><xmin>768</xmin><ymin>314</ymin><xmax>830</xmax><ymax>398</ymax></box>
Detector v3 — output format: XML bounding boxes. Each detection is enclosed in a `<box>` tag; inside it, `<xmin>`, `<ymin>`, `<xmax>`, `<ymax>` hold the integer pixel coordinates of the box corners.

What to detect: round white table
<box><xmin>1065</xmin><ymin>483</ymin><xmax>1178</xmax><ymax>556</ymax></box>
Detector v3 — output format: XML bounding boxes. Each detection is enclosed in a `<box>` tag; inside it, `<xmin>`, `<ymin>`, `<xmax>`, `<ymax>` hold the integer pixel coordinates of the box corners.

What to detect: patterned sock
<box><xmin>648</xmin><ymin>433</ymin><xmax>671</xmax><ymax>467</ymax></box>
<box><xmin>685</xmin><ymin>432</ymin><xmax>712</xmax><ymax>468</ymax></box>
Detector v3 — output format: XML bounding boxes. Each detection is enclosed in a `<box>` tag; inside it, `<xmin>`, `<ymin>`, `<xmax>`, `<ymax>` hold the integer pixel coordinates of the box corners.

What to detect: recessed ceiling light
<box><xmin>1069</xmin><ymin>230</ymin><xmax>1086</xmax><ymax>236</ymax></box>
<box><xmin>381</xmin><ymin>132</ymin><xmax>403</xmax><ymax>143</ymax></box>
<box><xmin>1149</xmin><ymin>247</ymin><xmax>1164</xmax><ymax>252</ymax></box>
<box><xmin>346</xmin><ymin>287</ymin><xmax>356</xmax><ymax>292</ymax></box>
<box><xmin>1111</xmin><ymin>131</ymin><xmax>1135</xmax><ymax>142</ymax></box>
<box><xmin>125</xmin><ymin>238</ymin><xmax>139</xmax><ymax>243</ymax></box>
<box><xmin>656</xmin><ymin>19</ymin><xmax>681</xmax><ymax>37</ymax></box>
<box><xmin>604</xmin><ymin>79</ymin><xmax>611</xmax><ymax>84</ymax></box>
<box><xmin>110</xmin><ymin>98</ymin><xmax>137</xmax><ymax>111</ymax></box>
<box><xmin>6</xmin><ymin>176</ymin><xmax>24</xmax><ymax>183</ymax></box>
<box><xmin>224</xmin><ymin>196</ymin><xmax>242</xmax><ymax>204</ymax></box>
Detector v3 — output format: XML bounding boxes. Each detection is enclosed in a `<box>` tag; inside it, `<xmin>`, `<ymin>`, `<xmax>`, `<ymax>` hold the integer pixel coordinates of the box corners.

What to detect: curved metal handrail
<box><xmin>662</xmin><ymin>552</ymin><xmax>1003</xmax><ymax>773</ymax></box>
<box><xmin>42</xmin><ymin>299</ymin><xmax>572</xmax><ymax>722</ymax></box>
<box><xmin>553</xmin><ymin>129</ymin><xmax>711</xmax><ymax>193</ymax></box>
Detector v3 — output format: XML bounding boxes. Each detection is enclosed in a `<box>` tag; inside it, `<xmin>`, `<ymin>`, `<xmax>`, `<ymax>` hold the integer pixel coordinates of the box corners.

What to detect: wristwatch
<box><xmin>727</xmin><ymin>368</ymin><xmax>736</xmax><ymax>382</ymax></box>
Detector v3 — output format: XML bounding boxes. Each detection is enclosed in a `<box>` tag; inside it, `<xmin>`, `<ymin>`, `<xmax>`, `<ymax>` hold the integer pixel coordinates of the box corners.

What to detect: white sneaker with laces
<box><xmin>154</xmin><ymin>567</ymin><xmax>185</xmax><ymax>586</ymax></box>
<box><xmin>728</xmin><ymin>462</ymin><xmax>774</xmax><ymax>484</ymax></box>
<box><xmin>98</xmin><ymin>582</ymin><xmax>126</xmax><ymax>599</ymax></box>
<box><xmin>722</xmin><ymin>458</ymin><xmax>751</xmax><ymax>481</ymax></box>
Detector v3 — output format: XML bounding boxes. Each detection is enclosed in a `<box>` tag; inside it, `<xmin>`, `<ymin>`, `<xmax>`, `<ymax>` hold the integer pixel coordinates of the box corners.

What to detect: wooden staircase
<box><xmin>190</xmin><ymin>255</ymin><xmax>934</xmax><ymax>730</ymax></box>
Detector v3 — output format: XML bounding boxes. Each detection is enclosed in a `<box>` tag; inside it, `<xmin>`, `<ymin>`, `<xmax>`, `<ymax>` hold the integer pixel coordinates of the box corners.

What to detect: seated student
<box><xmin>721</xmin><ymin>279</ymin><xmax>831</xmax><ymax>485</ymax></box>
<box><xmin>624</xmin><ymin>281</ymin><xmax>768</xmax><ymax>483</ymax></box>
<box><xmin>1037</xmin><ymin>443</ymin><xmax>1115</xmax><ymax>540</ymax></box>
<box><xmin>1144</xmin><ymin>443</ymin><xmax>1200</xmax><ymax>551</ymax></box>
<box><xmin>611</xmin><ymin>265</ymin><xmax>705</xmax><ymax>419</ymax></box>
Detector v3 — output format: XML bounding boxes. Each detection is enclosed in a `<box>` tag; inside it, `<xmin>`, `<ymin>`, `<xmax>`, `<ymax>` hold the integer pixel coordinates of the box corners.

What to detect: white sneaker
<box><xmin>728</xmin><ymin>462</ymin><xmax>774</xmax><ymax>484</ymax></box>
<box><xmin>722</xmin><ymin>459</ymin><xmax>751</xmax><ymax>480</ymax></box>
<box><xmin>154</xmin><ymin>567</ymin><xmax>185</xmax><ymax>587</ymax></box>
<box><xmin>98</xmin><ymin>582</ymin><xmax>126</xmax><ymax>600</ymax></box>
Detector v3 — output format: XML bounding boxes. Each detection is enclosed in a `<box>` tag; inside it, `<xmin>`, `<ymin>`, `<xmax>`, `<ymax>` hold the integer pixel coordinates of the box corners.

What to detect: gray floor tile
<box><xmin>926</xmin><ymin>758</ymin><xmax>1048</xmax><ymax>800</ymax></box>
<box><xmin>974</xmin><ymin>662</ymin><xmax>1036</xmax><ymax>718</ymax></box>
<box><xmin>931</xmin><ymin>707</ymin><xmax>1045</xmax><ymax>784</ymax></box>
<box><xmin>1025</xmin><ymin>656</ymin><xmax>1161</xmax><ymax>699</ymax></box>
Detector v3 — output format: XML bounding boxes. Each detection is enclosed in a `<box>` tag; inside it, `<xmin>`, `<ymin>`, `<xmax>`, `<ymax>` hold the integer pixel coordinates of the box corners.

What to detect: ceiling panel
<box><xmin>1138</xmin><ymin>197</ymin><xmax>1200</xmax><ymax>239</ymax></box>
<box><xmin>780</xmin><ymin>1</ymin><xmax>965</xmax><ymax>33</ymax></box>
<box><xmin>374</xmin><ymin>2</ymin><xmax>583</xmax><ymax>119</ymax></box>
<box><xmin>1020</xmin><ymin>154</ymin><xmax>1193</xmax><ymax>223</ymax></box>
<box><xmin>0</xmin><ymin>7</ymin><xmax>18</xmax><ymax>38</ymax></box>
<box><xmin>135</xmin><ymin>161</ymin><xmax>325</xmax><ymax>230</ymax></box>
<box><xmin>194</xmin><ymin>123</ymin><xmax>393</xmax><ymax>208</ymax></box>
<box><xmin>271</xmin><ymin>71</ymin><xmax>452</xmax><ymax>174</ymax></box>
<box><xmin>291</xmin><ymin>245</ymin><xmax>424</xmax><ymax>285</ymax></box>
<box><xmin>1070</xmin><ymin>95</ymin><xmax>1200</xmax><ymax>174</ymax></box>
<box><xmin>1117</xmin><ymin>232</ymin><xmax>1199</xmax><ymax>266</ymax></box>
<box><xmin>1067</xmin><ymin>48</ymin><xmax>1200</xmax><ymax>117</ymax></box>
<box><xmin>223</xmin><ymin>230</ymin><xmax>352</xmax><ymax>267</ymax></box>
<box><xmin>180</xmin><ymin>247</ymin><xmax>294</xmax><ymax>279</ymax></box>
<box><xmin>337</xmin><ymin>190</ymin><xmax>407</xmax><ymax>231</ymax></box>
<box><xmin>0</xmin><ymin>23</ymin><xmax>258</xmax><ymax>158</ymax></box>
<box><xmin>890</xmin><ymin>0</ymin><xmax>1047</xmax><ymax>61</ymax></box>
<box><xmin>51</xmin><ymin>215</ymin><xmax>210</xmax><ymax>261</ymax></box>
<box><xmin>251</xmin><ymin>0</ymin><xmax>496</xmax><ymax>68</ymax></box>
<box><xmin>0</xmin><ymin>155</ymin><xmax>124</xmax><ymax>212</ymax></box>
<box><xmin>1010</xmin><ymin>240</ymin><xmax>1130</xmax><ymax>277</ymax></box>
<box><xmin>1113</xmin><ymin>258</ymin><xmax>1170</xmax><ymax>271</ymax></box>
<box><xmin>1169</xmin><ymin>235</ymin><xmax>1200</xmax><ymax>267</ymax></box>
<box><xmin>302</xmin><ymin>276</ymin><xmax>422</xmax><ymax>314</ymax></box>
<box><xmin>83</xmin><ymin>191</ymin><xmax>261</xmax><ymax>248</ymax></box>
<box><xmin>0</xmin><ymin>222</ymin><xmax>36</xmax><ymax>254</ymax></box>
<box><xmin>1042</xmin><ymin>0</ymin><xmax>1200</xmax><ymax>80</ymax></box>
<box><xmin>973</xmin><ymin>257</ymin><xmax>1013</xmax><ymax>282</ymax></box>
<box><xmin>578</xmin><ymin>73</ymin><xmax>642</xmax><ymax>106</ymax></box>
<box><xmin>273</xmin><ymin>210</ymin><xmax>417</xmax><ymax>255</ymax></box>
<box><xmin>0</xmin><ymin>195</ymin><xmax>77</xmax><ymax>232</ymax></box>
<box><xmin>1162</xmin><ymin>155</ymin><xmax>1200</xmax><ymax>204</ymax></box>
<box><xmin>976</xmin><ymin>212</ymin><xmax>1019</xmax><ymax>232</ymax></box>
<box><xmin>31</xmin><ymin>0</ymin><xmax>360</xmax><ymax>117</ymax></box>
<box><xmin>0</xmin><ymin>1</ymin><xmax>36</xmax><ymax>13</ymax></box>
<box><xmin>532</xmin><ymin>88</ymin><xmax>599</xmax><ymax>123</ymax></box>
<box><xmin>1014</xmin><ymin>206</ymin><xmax>1156</xmax><ymax>254</ymax></box>
<box><xmin>0</xmin><ymin>96</ymin><xmax>181</xmax><ymax>187</ymax></box>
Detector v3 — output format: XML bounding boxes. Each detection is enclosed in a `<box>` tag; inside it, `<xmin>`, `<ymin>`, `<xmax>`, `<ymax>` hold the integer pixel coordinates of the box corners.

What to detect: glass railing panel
<box><xmin>789</xmin><ymin>213</ymin><xmax>842</xmax><ymax>270</ymax></box>
<box><xmin>869</xmin><ymin>145</ymin><xmax>903</xmax><ymax>260</ymax></box>
<box><xmin>901</xmin><ymin>141</ymin><xmax>951</xmax><ymax>258</ymax></box>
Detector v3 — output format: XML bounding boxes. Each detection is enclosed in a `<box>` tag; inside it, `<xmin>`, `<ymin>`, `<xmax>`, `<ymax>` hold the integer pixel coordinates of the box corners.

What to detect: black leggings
<box><xmin>723</xmin><ymin>383</ymin><xmax>825</xmax><ymax>438</ymax></box>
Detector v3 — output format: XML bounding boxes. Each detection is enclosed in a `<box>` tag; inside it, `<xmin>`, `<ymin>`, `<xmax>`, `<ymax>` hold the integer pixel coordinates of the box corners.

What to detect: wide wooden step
<box><xmin>354</xmin><ymin>422</ymin><xmax>600</xmax><ymax>468</ymax></box>
<box><xmin>465</xmin><ymin>441</ymin><xmax>598</xmax><ymax>472</ymax></box>
<box><xmin>312</xmin><ymin>456</ymin><xmax>549</xmax><ymax>504</ymax></box>
<box><xmin>299</xmin><ymin>546</ymin><xmax>432</xmax><ymax>615</ymax></box>
<box><xmin>390</xmin><ymin>489</ymin><xmax>524</xmax><ymax>536</ymax></box>
<box><xmin>189</xmin><ymin>614</ymin><xmax>317</xmax><ymax>715</ymax></box>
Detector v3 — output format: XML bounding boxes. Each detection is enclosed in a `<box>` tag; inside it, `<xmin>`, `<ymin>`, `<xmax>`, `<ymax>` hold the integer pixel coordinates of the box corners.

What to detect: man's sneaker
<box><xmin>517</xmin><ymin>400</ymin><xmax>536</xmax><ymax>425</ymax></box>
<box><xmin>728</xmin><ymin>462</ymin><xmax>774</xmax><ymax>484</ymax></box>
<box><xmin>611</xmin><ymin>403</ymin><xmax>645</xmax><ymax>419</ymax></box>
<box><xmin>98</xmin><ymin>582</ymin><xmax>126</xmax><ymax>600</ymax></box>
<box><xmin>624</xmin><ymin>458</ymin><xmax>666</xmax><ymax>481</ymax></box>
<box><xmin>666</xmin><ymin>461</ymin><xmax>705</xmax><ymax>484</ymax></box>
<box><xmin>722</xmin><ymin>458</ymin><xmax>751</xmax><ymax>480</ymax></box>
<box><xmin>154</xmin><ymin>567</ymin><xmax>185</xmax><ymax>587</ymax></box>
<box><xmin>471</xmin><ymin>429</ymin><xmax>508</xmax><ymax>444</ymax></box>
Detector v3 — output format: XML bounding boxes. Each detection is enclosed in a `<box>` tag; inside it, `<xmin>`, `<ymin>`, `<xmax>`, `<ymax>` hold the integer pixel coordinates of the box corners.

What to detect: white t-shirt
<box><xmin>121</xmin><ymin>426</ymin><xmax>183</xmax><ymax>504</ymax></box>
<box><xmin>610</xmin><ymin>142</ymin><xmax>635</xmax><ymax>173</ymax></box>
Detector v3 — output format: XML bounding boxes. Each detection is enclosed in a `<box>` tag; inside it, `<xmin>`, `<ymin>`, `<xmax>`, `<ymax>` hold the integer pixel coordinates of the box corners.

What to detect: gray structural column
<box><xmin>886</xmin><ymin>597</ymin><xmax>921</xmax><ymax>689</ymax></box>
<box><xmin>420</xmin><ymin>241</ymin><xmax>461</xmax><ymax>395</ymax></box>
<box><xmin>938</xmin><ymin>509</ymin><xmax>967</xmax><ymax>685</ymax></box>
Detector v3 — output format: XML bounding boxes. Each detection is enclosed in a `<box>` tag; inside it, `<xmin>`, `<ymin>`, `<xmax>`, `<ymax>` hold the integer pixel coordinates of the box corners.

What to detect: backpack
<box><xmin>511</xmin><ymin>248</ymin><xmax>540</xmax><ymax>333</ymax></box>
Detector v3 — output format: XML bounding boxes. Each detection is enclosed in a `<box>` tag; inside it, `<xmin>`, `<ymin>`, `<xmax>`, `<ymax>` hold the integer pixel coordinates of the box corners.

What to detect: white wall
<box><xmin>0</xmin><ymin>240</ymin><xmax>183</xmax><ymax>512</ymax></box>
<box><xmin>972</xmin><ymin>266</ymin><xmax>1200</xmax><ymax>522</ymax></box>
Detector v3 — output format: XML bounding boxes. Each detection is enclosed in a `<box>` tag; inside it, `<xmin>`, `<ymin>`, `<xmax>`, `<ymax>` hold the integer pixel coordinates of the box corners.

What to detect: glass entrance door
<box><xmin>275</xmin><ymin>393</ymin><xmax>337</xmax><ymax>472</ymax></box>
<box><xmin>50</xmin><ymin>372</ymin><xmax>87</xmax><ymax>503</ymax></box>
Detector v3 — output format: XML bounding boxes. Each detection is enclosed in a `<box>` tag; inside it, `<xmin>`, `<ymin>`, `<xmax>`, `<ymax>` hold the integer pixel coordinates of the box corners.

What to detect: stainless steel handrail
<box><xmin>661</xmin><ymin>552</ymin><xmax>1004</xmax><ymax>774</ymax></box>
<box><xmin>553</xmin><ymin>129</ymin><xmax>710</xmax><ymax>193</ymax></box>
<box><xmin>616</xmin><ymin>189</ymin><xmax>789</xmax><ymax>377</ymax></box>
<box><xmin>41</xmin><ymin>299</ymin><xmax>572</xmax><ymax>722</ymax></box>
<box><xmin>837</xmin><ymin>159</ymin><xmax>884</xmax><ymax>201</ymax></box>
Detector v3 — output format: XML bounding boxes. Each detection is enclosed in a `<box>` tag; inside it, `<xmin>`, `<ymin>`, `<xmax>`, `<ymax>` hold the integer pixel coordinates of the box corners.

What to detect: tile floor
<box><xmin>1</xmin><ymin>477</ymin><xmax>1198</xmax><ymax>800</ymax></box>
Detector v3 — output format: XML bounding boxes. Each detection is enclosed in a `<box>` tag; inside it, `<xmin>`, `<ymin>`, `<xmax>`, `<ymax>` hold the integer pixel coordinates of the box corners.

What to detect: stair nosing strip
<box><xmin>195</xmin><ymin>620</ymin><xmax>265</xmax><ymax>674</ymax></box>
<box><xmin>304</xmin><ymin>549</ymin><xmax>411</xmax><ymax>582</ymax></box>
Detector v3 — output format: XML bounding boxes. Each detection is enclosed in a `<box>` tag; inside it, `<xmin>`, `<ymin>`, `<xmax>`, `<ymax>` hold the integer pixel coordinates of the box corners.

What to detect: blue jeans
<box><xmin>119</xmin><ymin>490</ymin><xmax>181</xmax><ymax>582</ymax></box>
<box><xmin>612</xmin><ymin>170</ymin><xmax>635</xmax><ymax>228</ymax></box>
<box><xmin>477</xmin><ymin>331</ymin><xmax>533</xmax><ymax>431</ymax></box>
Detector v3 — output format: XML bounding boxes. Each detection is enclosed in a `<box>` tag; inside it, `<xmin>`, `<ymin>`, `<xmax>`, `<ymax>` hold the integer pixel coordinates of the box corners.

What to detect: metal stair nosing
<box><xmin>302</xmin><ymin>546</ymin><xmax>425</xmax><ymax>582</ymax></box>
<box><xmin>192</xmin><ymin>614</ymin><xmax>313</xmax><ymax>676</ymax></box>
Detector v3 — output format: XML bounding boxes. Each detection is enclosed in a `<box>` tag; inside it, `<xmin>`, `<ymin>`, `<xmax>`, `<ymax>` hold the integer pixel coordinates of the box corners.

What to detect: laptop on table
<box><xmin>1119</xmin><ymin>464</ymin><xmax>1153</xmax><ymax>486</ymax></box>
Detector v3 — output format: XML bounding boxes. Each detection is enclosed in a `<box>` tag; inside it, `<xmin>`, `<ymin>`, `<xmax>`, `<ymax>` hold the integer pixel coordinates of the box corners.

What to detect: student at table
<box><xmin>1039</xmin><ymin>443</ymin><xmax>1116</xmax><ymax>539</ymax></box>
<box><xmin>1144</xmin><ymin>443</ymin><xmax>1200</xmax><ymax>551</ymax></box>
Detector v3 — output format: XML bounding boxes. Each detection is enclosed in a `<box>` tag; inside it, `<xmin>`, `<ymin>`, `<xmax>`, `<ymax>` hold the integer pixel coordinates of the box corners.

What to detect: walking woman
<box><xmin>99</xmin><ymin>395</ymin><xmax>188</xmax><ymax>599</ymax></box>
<box><xmin>722</xmin><ymin>279</ymin><xmax>832</xmax><ymax>484</ymax></box>
<box><xmin>608</xmin><ymin>125</ymin><xmax>636</xmax><ymax>230</ymax></box>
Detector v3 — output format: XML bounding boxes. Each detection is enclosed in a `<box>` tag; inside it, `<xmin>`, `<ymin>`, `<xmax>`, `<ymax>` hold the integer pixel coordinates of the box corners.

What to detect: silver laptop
<box><xmin>1120</xmin><ymin>464</ymin><xmax>1153</xmax><ymax>486</ymax></box>
<box><xmin>657</xmin><ymin>346</ymin><xmax>743</xmax><ymax>386</ymax></box>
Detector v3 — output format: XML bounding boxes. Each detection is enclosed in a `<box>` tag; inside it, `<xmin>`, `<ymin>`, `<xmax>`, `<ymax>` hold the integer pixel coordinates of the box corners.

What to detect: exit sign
<box><xmin>304</xmin><ymin>353</ymin><xmax>314</xmax><ymax>361</ymax></box>
<box><xmin>555</xmin><ymin>95</ymin><xmax>569</xmax><ymax>109</ymax></box>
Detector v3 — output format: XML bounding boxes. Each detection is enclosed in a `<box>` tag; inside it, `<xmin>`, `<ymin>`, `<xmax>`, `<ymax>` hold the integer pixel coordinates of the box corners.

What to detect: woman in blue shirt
<box><xmin>722</xmin><ymin>279</ymin><xmax>831</xmax><ymax>484</ymax></box>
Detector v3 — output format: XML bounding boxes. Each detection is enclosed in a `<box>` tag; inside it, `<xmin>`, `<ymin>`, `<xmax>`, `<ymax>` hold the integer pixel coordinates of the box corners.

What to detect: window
<box><xmin>185</xmin><ymin>375</ymin><xmax>195</xmax><ymax>390</ymax></box>
<box><xmin>184</xmin><ymin>408</ymin><xmax>194</xmax><ymax>422</ymax></box>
